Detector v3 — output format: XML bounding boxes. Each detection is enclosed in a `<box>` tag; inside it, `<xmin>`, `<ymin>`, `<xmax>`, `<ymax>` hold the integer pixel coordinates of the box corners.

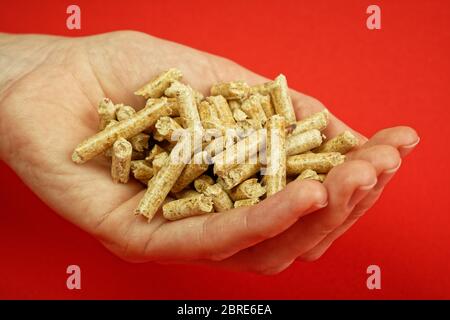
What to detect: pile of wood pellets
<box><xmin>72</xmin><ymin>68</ymin><xmax>358</xmax><ymax>222</ymax></box>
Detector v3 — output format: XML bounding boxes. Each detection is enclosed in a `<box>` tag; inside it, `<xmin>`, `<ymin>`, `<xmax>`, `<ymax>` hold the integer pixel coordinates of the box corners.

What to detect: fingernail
<box><xmin>374</xmin><ymin>160</ymin><xmax>402</xmax><ymax>191</ymax></box>
<box><xmin>347</xmin><ymin>181</ymin><xmax>377</xmax><ymax>209</ymax></box>
<box><xmin>305</xmin><ymin>201</ymin><xmax>328</xmax><ymax>214</ymax></box>
<box><xmin>401</xmin><ymin>137</ymin><xmax>420</xmax><ymax>149</ymax></box>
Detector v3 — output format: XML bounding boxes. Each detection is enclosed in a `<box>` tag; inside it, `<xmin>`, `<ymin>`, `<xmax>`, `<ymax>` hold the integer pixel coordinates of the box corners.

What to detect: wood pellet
<box><xmin>72</xmin><ymin>69</ymin><xmax>358</xmax><ymax>222</ymax></box>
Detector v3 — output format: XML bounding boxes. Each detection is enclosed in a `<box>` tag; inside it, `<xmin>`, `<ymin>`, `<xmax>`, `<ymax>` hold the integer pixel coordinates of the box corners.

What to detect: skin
<box><xmin>0</xmin><ymin>31</ymin><xmax>419</xmax><ymax>274</ymax></box>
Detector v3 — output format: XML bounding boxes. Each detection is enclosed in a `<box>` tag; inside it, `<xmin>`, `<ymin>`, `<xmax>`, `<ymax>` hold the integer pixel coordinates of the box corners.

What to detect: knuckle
<box><xmin>302</xmin><ymin>181</ymin><xmax>327</xmax><ymax>203</ymax></box>
<box><xmin>345</xmin><ymin>160</ymin><xmax>377</xmax><ymax>184</ymax></box>
<box><xmin>372</xmin><ymin>145</ymin><xmax>401</xmax><ymax>169</ymax></box>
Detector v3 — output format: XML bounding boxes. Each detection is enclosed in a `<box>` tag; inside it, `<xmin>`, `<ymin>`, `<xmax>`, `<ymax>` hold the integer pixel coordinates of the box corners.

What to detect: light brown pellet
<box><xmin>210</xmin><ymin>81</ymin><xmax>250</xmax><ymax>101</ymax></box>
<box><xmin>286</xmin><ymin>129</ymin><xmax>323</xmax><ymax>156</ymax></box>
<box><xmin>135</xmin><ymin>68</ymin><xmax>183</xmax><ymax>99</ymax></box>
<box><xmin>154</xmin><ymin>116</ymin><xmax>183</xmax><ymax>142</ymax></box>
<box><xmin>165</xmin><ymin>81</ymin><xmax>201</xmax><ymax>129</ymax></box>
<box><xmin>203</xmin><ymin>135</ymin><xmax>228</xmax><ymax>158</ymax></box>
<box><xmin>131</xmin><ymin>160</ymin><xmax>154</xmax><ymax>184</ymax></box>
<box><xmin>213</xmin><ymin>130</ymin><xmax>265</xmax><ymax>176</ymax></box>
<box><xmin>98</xmin><ymin>98</ymin><xmax>117</xmax><ymax>131</ymax></box>
<box><xmin>111</xmin><ymin>138</ymin><xmax>132</xmax><ymax>183</ymax></box>
<box><xmin>218</xmin><ymin>163</ymin><xmax>261</xmax><ymax>190</ymax></box>
<box><xmin>163</xmin><ymin>195</ymin><xmax>213</xmax><ymax>221</ymax></box>
<box><xmin>116</xmin><ymin>105</ymin><xmax>136</xmax><ymax>121</ymax></box>
<box><xmin>135</xmin><ymin>137</ymin><xmax>190</xmax><ymax>221</ymax></box>
<box><xmin>228</xmin><ymin>100</ymin><xmax>242</xmax><ymax>113</ymax></box>
<box><xmin>291</xmin><ymin>109</ymin><xmax>330</xmax><ymax>135</ymax></box>
<box><xmin>295</xmin><ymin>169</ymin><xmax>321</xmax><ymax>182</ymax></box>
<box><xmin>240</xmin><ymin>94</ymin><xmax>268</xmax><ymax>125</ymax></box>
<box><xmin>228</xmin><ymin>100</ymin><xmax>248</xmax><ymax>122</ymax></box>
<box><xmin>145</xmin><ymin>144</ymin><xmax>166</xmax><ymax>163</ymax></box>
<box><xmin>234</xmin><ymin>198</ymin><xmax>260</xmax><ymax>208</ymax></box>
<box><xmin>236</xmin><ymin>119</ymin><xmax>264</xmax><ymax>131</ymax></box>
<box><xmin>171</xmin><ymin>151</ymin><xmax>209</xmax><ymax>193</ymax></box>
<box><xmin>317</xmin><ymin>174</ymin><xmax>327</xmax><ymax>182</ymax></box>
<box><xmin>129</xmin><ymin>133</ymin><xmax>150</xmax><ymax>152</ymax></box>
<box><xmin>173</xmin><ymin>117</ymin><xmax>186</xmax><ymax>128</ymax></box>
<box><xmin>174</xmin><ymin>189</ymin><xmax>201</xmax><ymax>199</ymax></box>
<box><xmin>152</xmin><ymin>152</ymin><xmax>169</xmax><ymax>174</ymax></box>
<box><xmin>103</xmin><ymin>120</ymin><xmax>119</xmax><ymax>158</ymax></box>
<box><xmin>314</xmin><ymin>130</ymin><xmax>359</xmax><ymax>154</ymax></box>
<box><xmin>270</xmin><ymin>74</ymin><xmax>296</xmax><ymax>124</ymax></box>
<box><xmin>265</xmin><ymin>115</ymin><xmax>287</xmax><ymax>196</ymax></box>
<box><xmin>145</xmin><ymin>97</ymin><xmax>180</xmax><ymax>117</ymax></box>
<box><xmin>194</xmin><ymin>175</ymin><xmax>215</xmax><ymax>193</ymax></box>
<box><xmin>249</xmin><ymin>82</ymin><xmax>273</xmax><ymax>96</ymax></box>
<box><xmin>230</xmin><ymin>178</ymin><xmax>266</xmax><ymax>201</ymax></box>
<box><xmin>206</xmin><ymin>95</ymin><xmax>236</xmax><ymax>127</ymax></box>
<box><xmin>233</xmin><ymin>109</ymin><xmax>248</xmax><ymax>122</ymax></box>
<box><xmin>72</xmin><ymin>98</ymin><xmax>170</xmax><ymax>164</ymax></box>
<box><xmin>203</xmin><ymin>183</ymin><xmax>234</xmax><ymax>212</ymax></box>
<box><xmin>198</xmin><ymin>100</ymin><xmax>222</xmax><ymax>130</ymax></box>
<box><xmin>286</xmin><ymin>152</ymin><xmax>345</xmax><ymax>175</ymax></box>
<box><xmin>260</xmin><ymin>94</ymin><xmax>275</xmax><ymax>118</ymax></box>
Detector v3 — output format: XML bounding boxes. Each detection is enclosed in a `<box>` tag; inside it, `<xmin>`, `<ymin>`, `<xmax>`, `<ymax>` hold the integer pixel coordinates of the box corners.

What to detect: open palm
<box><xmin>0</xmin><ymin>31</ymin><xmax>418</xmax><ymax>274</ymax></box>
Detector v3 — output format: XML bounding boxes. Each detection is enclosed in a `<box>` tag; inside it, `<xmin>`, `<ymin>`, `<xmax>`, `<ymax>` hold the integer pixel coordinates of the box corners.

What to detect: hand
<box><xmin>0</xmin><ymin>31</ymin><xmax>419</xmax><ymax>274</ymax></box>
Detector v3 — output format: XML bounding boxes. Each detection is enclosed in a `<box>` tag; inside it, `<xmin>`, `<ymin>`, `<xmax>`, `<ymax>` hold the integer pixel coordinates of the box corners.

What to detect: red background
<box><xmin>0</xmin><ymin>0</ymin><xmax>449</xmax><ymax>299</ymax></box>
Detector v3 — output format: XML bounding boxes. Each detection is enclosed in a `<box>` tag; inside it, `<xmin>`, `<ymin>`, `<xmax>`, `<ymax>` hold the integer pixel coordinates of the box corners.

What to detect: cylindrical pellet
<box><xmin>198</xmin><ymin>100</ymin><xmax>223</xmax><ymax>129</ymax></box>
<box><xmin>116</xmin><ymin>105</ymin><xmax>136</xmax><ymax>121</ymax></box>
<box><xmin>286</xmin><ymin>152</ymin><xmax>345</xmax><ymax>175</ymax></box>
<box><xmin>163</xmin><ymin>195</ymin><xmax>213</xmax><ymax>221</ymax></box>
<box><xmin>295</xmin><ymin>169</ymin><xmax>321</xmax><ymax>182</ymax></box>
<box><xmin>174</xmin><ymin>189</ymin><xmax>201</xmax><ymax>199</ymax></box>
<box><xmin>152</xmin><ymin>152</ymin><xmax>169</xmax><ymax>174</ymax></box>
<box><xmin>234</xmin><ymin>198</ymin><xmax>260</xmax><ymax>208</ymax></box>
<box><xmin>249</xmin><ymin>82</ymin><xmax>273</xmax><ymax>96</ymax></box>
<box><xmin>129</xmin><ymin>133</ymin><xmax>150</xmax><ymax>152</ymax></box>
<box><xmin>314</xmin><ymin>130</ymin><xmax>359</xmax><ymax>154</ymax></box>
<box><xmin>286</xmin><ymin>129</ymin><xmax>323</xmax><ymax>156</ymax></box>
<box><xmin>135</xmin><ymin>137</ymin><xmax>191</xmax><ymax>221</ymax></box>
<box><xmin>265</xmin><ymin>115</ymin><xmax>287</xmax><ymax>196</ymax></box>
<box><xmin>260</xmin><ymin>94</ymin><xmax>275</xmax><ymax>118</ymax></box>
<box><xmin>171</xmin><ymin>151</ymin><xmax>209</xmax><ymax>193</ymax></box>
<box><xmin>291</xmin><ymin>109</ymin><xmax>329</xmax><ymax>135</ymax></box>
<box><xmin>165</xmin><ymin>81</ymin><xmax>201</xmax><ymax>129</ymax></box>
<box><xmin>230</xmin><ymin>178</ymin><xmax>266</xmax><ymax>201</ymax></box>
<box><xmin>72</xmin><ymin>98</ymin><xmax>170</xmax><ymax>164</ymax></box>
<box><xmin>210</xmin><ymin>81</ymin><xmax>250</xmax><ymax>100</ymax></box>
<box><xmin>270</xmin><ymin>74</ymin><xmax>296</xmax><ymax>124</ymax></box>
<box><xmin>155</xmin><ymin>116</ymin><xmax>183</xmax><ymax>142</ymax></box>
<box><xmin>135</xmin><ymin>68</ymin><xmax>183</xmax><ymax>99</ymax></box>
<box><xmin>236</xmin><ymin>119</ymin><xmax>263</xmax><ymax>131</ymax></box>
<box><xmin>213</xmin><ymin>130</ymin><xmax>265</xmax><ymax>176</ymax></box>
<box><xmin>145</xmin><ymin>144</ymin><xmax>166</xmax><ymax>163</ymax></box>
<box><xmin>98</xmin><ymin>98</ymin><xmax>117</xmax><ymax>130</ymax></box>
<box><xmin>240</xmin><ymin>94</ymin><xmax>268</xmax><ymax>125</ymax></box>
<box><xmin>218</xmin><ymin>163</ymin><xmax>261</xmax><ymax>190</ymax></box>
<box><xmin>207</xmin><ymin>95</ymin><xmax>236</xmax><ymax>127</ymax></box>
<box><xmin>203</xmin><ymin>183</ymin><xmax>234</xmax><ymax>212</ymax></box>
<box><xmin>194</xmin><ymin>175</ymin><xmax>215</xmax><ymax>193</ymax></box>
<box><xmin>111</xmin><ymin>138</ymin><xmax>132</xmax><ymax>183</ymax></box>
<box><xmin>131</xmin><ymin>160</ymin><xmax>154</xmax><ymax>184</ymax></box>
